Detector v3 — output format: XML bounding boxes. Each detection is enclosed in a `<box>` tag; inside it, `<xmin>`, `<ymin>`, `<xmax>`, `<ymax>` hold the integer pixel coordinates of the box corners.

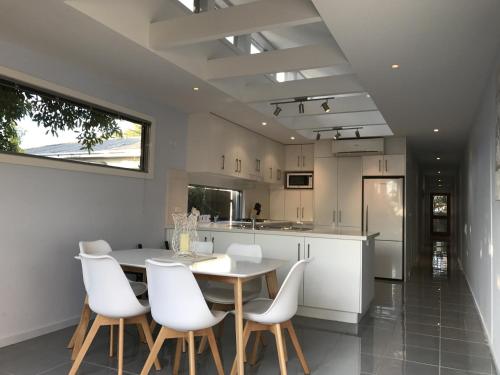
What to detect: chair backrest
<box><xmin>260</xmin><ymin>259</ymin><xmax>311</xmax><ymax>323</ymax></box>
<box><xmin>226</xmin><ymin>243</ymin><xmax>262</xmax><ymax>258</ymax></box>
<box><xmin>79</xmin><ymin>253</ymin><xmax>145</xmax><ymax>318</ymax></box>
<box><xmin>191</xmin><ymin>241</ymin><xmax>214</xmax><ymax>255</ymax></box>
<box><xmin>146</xmin><ymin>259</ymin><xmax>216</xmax><ymax>331</ymax></box>
<box><xmin>79</xmin><ymin>239</ymin><xmax>112</xmax><ymax>255</ymax></box>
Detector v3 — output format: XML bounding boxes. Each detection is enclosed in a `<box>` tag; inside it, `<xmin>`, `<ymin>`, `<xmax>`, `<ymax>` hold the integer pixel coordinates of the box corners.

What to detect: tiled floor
<box><xmin>0</xmin><ymin>240</ymin><xmax>497</xmax><ymax>374</ymax></box>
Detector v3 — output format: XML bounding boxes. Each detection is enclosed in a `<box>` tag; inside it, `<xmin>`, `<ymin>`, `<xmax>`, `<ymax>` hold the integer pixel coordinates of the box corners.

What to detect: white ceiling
<box><xmin>0</xmin><ymin>0</ymin><xmax>499</xmax><ymax>171</ymax></box>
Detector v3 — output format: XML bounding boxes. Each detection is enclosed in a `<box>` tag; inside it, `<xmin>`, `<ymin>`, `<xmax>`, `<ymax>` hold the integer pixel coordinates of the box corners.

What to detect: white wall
<box><xmin>0</xmin><ymin>41</ymin><xmax>187</xmax><ymax>346</ymax></box>
<box><xmin>459</xmin><ymin>67</ymin><xmax>499</xmax><ymax>366</ymax></box>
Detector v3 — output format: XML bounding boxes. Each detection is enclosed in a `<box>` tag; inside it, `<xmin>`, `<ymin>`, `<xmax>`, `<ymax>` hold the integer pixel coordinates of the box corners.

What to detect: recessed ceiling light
<box><xmin>366</xmin><ymin>94</ymin><xmax>371</xmax><ymax>98</ymax></box>
<box><xmin>438</xmin><ymin>171</ymin><xmax>441</xmax><ymax>174</ymax></box>
<box><xmin>261</xmin><ymin>122</ymin><xmax>267</xmax><ymax>126</ymax></box>
<box><xmin>193</xmin><ymin>87</ymin><xmax>199</xmax><ymax>91</ymax></box>
<box><xmin>436</xmin><ymin>157</ymin><xmax>441</xmax><ymax>160</ymax></box>
<box><xmin>290</xmin><ymin>136</ymin><xmax>296</xmax><ymax>140</ymax></box>
<box><xmin>391</xmin><ymin>64</ymin><xmax>400</xmax><ymax>69</ymax></box>
<box><xmin>434</xmin><ymin>128</ymin><xmax>439</xmax><ymax>133</ymax></box>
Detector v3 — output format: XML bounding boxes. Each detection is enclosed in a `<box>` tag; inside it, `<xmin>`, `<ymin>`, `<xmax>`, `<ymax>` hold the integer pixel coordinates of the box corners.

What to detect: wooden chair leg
<box><xmin>230</xmin><ymin>322</ymin><xmax>252</xmax><ymax>375</ymax></box>
<box><xmin>69</xmin><ymin>315</ymin><xmax>102</xmax><ymax>375</ymax></box>
<box><xmin>207</xmin><ymin>328</ymin><xmax>224</xmax><ymax>375</ymax></box>
<box><xmin>109</xmin><ymin>325</ymin><xmax>114</xmax><ymax>357</ymax></box>
<box><xmin>250</xmin><ymin>331</ymin><xmax>261</xmax><ymax>365</ymax></box>
<box><xmin>150</xmin><ymin>320</ymin><xmax>157</xmax><ymax>334</ymax></box>
<box><xmin>273</xmin><ymin>324</ymin><xmax>288</xmax><ymax>375</ymax></box>
<box><xmin>118</xmin><ymin>318</ymin><xmax>125</xmax><ymax>375</ymax></box>
<box><xmin>68</xmin><ymin>296</ymin><xmax>90</xmax><ymax>349</ymax></box>
<box><xmin>137</xmin><ymin>323</ymin><xmax>147</xmax><ymax>344</ymax></box>
<box><xmin>282</xmin><ymin>327</ymin><xmax>288</xmax><ymax>362</ymax></box>
<box><xmin>197</xmin><ymin>335</ymin><xmax>208</xmax><ymax>354</ymax></box>
<box><xmin>173</xmin><ymin>338</ymin><xmax>183</xmax><ymax>375</ymax></box>
<box><xmin>138</xmin><ymin>315</ymin><xmax>162</xmax><ymax>371</ymax></box>
<box><xmin>285</xmin><ymin>321</ymin><xmax>310</xmax><ymax>374</ymax></box>
<box><xmin>188</xmin><ymin>331</ymin><xmax>196</xmax><ymax>375</ymax></box>
<box><xmin>71</xmin><ymin>301</ymin><xmax>92</xmax><ymax>360</ymax></box>
<box><xmin>140</xmin><ymin>326</ymin><xmax>167</xmax><ymax>375</ymax></box>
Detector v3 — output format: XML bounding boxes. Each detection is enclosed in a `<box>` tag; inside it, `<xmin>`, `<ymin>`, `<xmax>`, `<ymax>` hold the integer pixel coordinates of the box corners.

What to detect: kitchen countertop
<box><xmin>170</xmin><ymin>223</ymin><xmax>379</xmax><ymax>241</ymax></box>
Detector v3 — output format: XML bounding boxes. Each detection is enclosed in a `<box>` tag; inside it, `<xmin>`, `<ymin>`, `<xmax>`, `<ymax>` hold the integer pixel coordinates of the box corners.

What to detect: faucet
<box><xmin>251</xmin><ymin>217</ymin><xmax>256</xmax><ymax>230</ymax></box>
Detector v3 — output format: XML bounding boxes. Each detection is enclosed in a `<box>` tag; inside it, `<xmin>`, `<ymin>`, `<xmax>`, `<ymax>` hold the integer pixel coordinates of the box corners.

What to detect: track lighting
<box><xmin>333</xmin><ymin>130</ymin><xmax>341</xmax><ymax>140</ymax></box>
<box><xmin>273</xmin><ymin>105</ymin><xmax>282</xmax><ymax>117</ymax></box>
<box><xmin>321</xmin><ymin>100</ymin><xmax>331</xmax><ymax>113</ymax></box>
<box><xmin>355</xmin><ymin>129</ymin><xmax>361</xmax><ymax>138</ymax></box>
<box><xmin>299</xmin><ymin>102</ymin><xmax>305</xmax><ymax>114</ymax></box>
<box><xmin>316</xmin><ymin>132</ymin><xmax>321</xmax><ymax>141</ymax></box>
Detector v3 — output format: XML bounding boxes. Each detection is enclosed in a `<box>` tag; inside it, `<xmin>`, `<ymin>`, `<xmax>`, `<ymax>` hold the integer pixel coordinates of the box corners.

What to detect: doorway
<box><xmin>430</xmin><ymin>193</ymin><xmax>450</xmax><ymax>236</ymax></box>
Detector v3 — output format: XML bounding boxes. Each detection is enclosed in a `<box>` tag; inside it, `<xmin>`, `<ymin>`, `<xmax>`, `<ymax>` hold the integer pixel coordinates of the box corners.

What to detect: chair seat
<box><xmin>129</xmin><ymin>280</ymin><xmax>148</xmax><ymax>296</ymax></box>
<box><xmin>239</xmin><ymin>298</ymin><xmax>274</xmax><ymax>322</ymax></box>
<box><xmin>203</xmin><ymin>286</ymin><xmax>261</xmax><ymax>305</ymax></box>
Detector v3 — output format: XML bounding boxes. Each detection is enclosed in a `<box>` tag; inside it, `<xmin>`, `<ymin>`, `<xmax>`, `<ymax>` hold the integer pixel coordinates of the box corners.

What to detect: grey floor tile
<box><xmin>441</xmin><ymin>338</ymin><xmax>492</xmax><ymax>359</ymax></box>
<box><xmin>441</xmin><ymin>351</ymin><xmax>495</xmax><ymax>374</ymax></box>
<box><xmin>440</xmin><ymin>367</ymin><xmax>492</xmax><ymax>375</ymax></box>
<box><xmin>383</xmin><ymin>345</ymin><xmax>440</xmax><ymax>366</ymax></box>
<box><xmin>375</xmin><ymin>358</ymin><xmax>440</xmax><ymax>375</ymax></box>
<box><xmin>441</xmin><ymin>327</ymin><xmax>488</xmax><ymax>344</ymax></box>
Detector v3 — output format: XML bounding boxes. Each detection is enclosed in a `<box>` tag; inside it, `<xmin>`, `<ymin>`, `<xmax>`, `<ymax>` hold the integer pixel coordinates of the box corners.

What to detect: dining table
<box><xmin>71</xmin><ymin>248</ymin><xmax>286</xmax><ymax>375</ymax></box>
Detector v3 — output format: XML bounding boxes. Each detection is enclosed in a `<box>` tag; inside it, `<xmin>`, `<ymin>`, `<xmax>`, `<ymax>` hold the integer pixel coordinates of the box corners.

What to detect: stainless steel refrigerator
<box><xmin>363</xmin><ymin>177</ymin><xmax>404</xmax><ymax>280</ymax></box>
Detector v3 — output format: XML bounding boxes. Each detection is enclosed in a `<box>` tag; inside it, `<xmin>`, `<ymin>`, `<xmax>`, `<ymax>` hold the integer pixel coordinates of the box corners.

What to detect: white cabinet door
<box><xmin>314</xmin><ymin>157</ymin><xmax>338</xmax><ymax>225</ymax></box>
<box><xmin>210</xmin><ymin>231</ymin><xmax>254</xmax><ymax>252</ymax></box>
<box><xmin>338</xmin><ymin>157</ymin><xmax>362</xmax><ymax>228</ymax></box>
<box><xmin>254</xmin><ymin>234</ymin><xmax>304</xmax><ymax>304</ymax></box>
<box><xmin>285</xmin><ymin>145</ymin><xmax>302</xmax><ymax>170</ymax></box>
<box><xmin>374</xmin><ymin>240</ymin><xmax>403</xmax><ymax>280</ymax></box>
<box><xmin>303</xmin><ymin>237</ymin><xmax>361</xmax><ymax>312</ymax></box>
<box><xmin>301</xmin><ymin>144</ymin><xmax>314</xmax><ymax>170</ymax></box>
<box><xmin>314</xmin><ymin>140</ymin><xmax>333</xmax><ymax>158</ymax></box>
<box><xmin>270</xmin><ymin>188</ymin><xmax>285</xmax><ymax>220</ymax></box>
<box><xmin>284</xmin><ymin>190</ymin><xmax>301</xmax><ymax>222</ymax></box>
<box><xmin>383</xmin><ymin>155</ymin><xmax>405</xmax><ymax>175</ymax></box>
<box><xmin>300</xmin><ymin>190</ymin><xmax>314</xmax><ymax>222</ymax></box>
<box><xmin>362</xmin><ymin>155</ymin><xmax>383</xmax><ymax>176</ymax></box>
<box><xmin>197</xmin><ymin>230</ymin><xmax>212</xmax><ymax>243</ymax></box>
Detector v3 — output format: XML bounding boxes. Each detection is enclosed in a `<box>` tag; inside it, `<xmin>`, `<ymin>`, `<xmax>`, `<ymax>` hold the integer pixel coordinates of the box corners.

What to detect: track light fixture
<box><xmin>355</xmin><ymin>129</ymin><xmax>361</xmax><ymax>138</ymax></box>
<box><xmin>299</xmin><ymin>102</ymin><xmax>305</xmax><ymax>114</ymax></box>
<box><xmin>273</xmin><ymin>105</ymin><xmax>282</xmax><ymax>117</ymax></box>
<box><xmin>314</xmin><ymin>126</ymin><xmax>363</xmax><ymax>141</ymax></box>
<box><xmin>333</xmin><ymin>130</ymin><xmax>341</xmax><ymax>140</ymax></box>
<box><xmin>321</xmin><ymin>100</ymin><xmax>331</xmax><ymax>113</ymax></box>
<box><xmin>270</xmin><ymin>96</ymin><xmax>335</xmax><ymax>115</ymax></box>
<box><xmin>316</xmin><ymin>132</ymin><xmax>321</xmax><ymax>141</ymax></box>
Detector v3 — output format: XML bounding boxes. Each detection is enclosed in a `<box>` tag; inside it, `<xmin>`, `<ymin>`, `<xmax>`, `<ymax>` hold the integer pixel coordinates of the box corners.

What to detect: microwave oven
<box><xmin>286</xmin><ymin>172</ymin><xmax>313</xmax><ymax>189</ymax></box>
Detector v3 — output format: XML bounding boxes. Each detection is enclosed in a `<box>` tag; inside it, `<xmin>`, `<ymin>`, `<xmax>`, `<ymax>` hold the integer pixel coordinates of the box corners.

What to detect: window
<box><xmin>250</xmin><ymin>42</ymin><xmax>262</xmax><ymax>54</ymax></box>
<box><xmin>225</xmin><ymin>35</ymin><xmax>235</xmax><ymax>44</ymax></box>
<box><xmin>188</xmin><ymin>185</ymin><xmax>242</xmax><ymax>221</ymax></box>
<box><xmin>0</xmin><ymin>77</ymin><xmax>150</xmax><ymax>172</ymax></box>
<box><xmin>178</xmin><ymin>0</ymin><xmax>196</xmax><ymax>12</ymax></box>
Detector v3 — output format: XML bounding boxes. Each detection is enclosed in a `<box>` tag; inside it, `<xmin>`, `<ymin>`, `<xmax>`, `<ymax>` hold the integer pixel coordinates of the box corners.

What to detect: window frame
<box><xmin>0</xmin><ymin>67</ymin><xmax>155</xmax><ymax>179</ymax></box>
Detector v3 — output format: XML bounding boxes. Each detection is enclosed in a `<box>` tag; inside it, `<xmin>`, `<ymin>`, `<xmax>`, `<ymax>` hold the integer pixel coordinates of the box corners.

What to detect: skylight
<box><xmin>250</xmin><ymin>42</ymin><xmax>262</xmax><ymax>54</ymax></box>
<box><xmin>225</xmin><ymin>35</ymin><xmax>235</xmax><ymax>44</ymax></box>
<box><xmin>178</xmin><ymin>0</ymin><xmax>195</xmax><ymax>12</ymax></box>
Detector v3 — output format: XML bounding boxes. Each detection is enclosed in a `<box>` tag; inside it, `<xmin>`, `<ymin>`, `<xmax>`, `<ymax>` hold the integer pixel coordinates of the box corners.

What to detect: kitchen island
<box><xmin>166</xmin><ymin>223</ymin><xmax>379</xmax><ymax>323</ymax></box>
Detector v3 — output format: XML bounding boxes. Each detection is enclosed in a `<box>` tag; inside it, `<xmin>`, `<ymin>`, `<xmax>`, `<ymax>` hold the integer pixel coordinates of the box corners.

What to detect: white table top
<box><xmin>104</xmin><ymin>249</ymin><xmax>286</xmax><ymax>278</ymax></box>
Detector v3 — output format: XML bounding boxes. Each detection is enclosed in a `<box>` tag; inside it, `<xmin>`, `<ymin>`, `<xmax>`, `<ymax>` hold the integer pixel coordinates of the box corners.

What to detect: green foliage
<box><xmin>0</xmin><ymin>83</ymin><xmax>123</xmax><ymax>153</ymax></box>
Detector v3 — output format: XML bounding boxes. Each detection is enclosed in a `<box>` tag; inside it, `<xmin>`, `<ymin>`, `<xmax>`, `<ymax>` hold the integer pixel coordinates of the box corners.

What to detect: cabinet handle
<box><xmin>221</xmin><ymin>155</ymin><xmax>225</xmax><ymax>170</ymax></box>
<box><xmin>297</xmin><ymin>243</ymin><xmax>300</xmax><ymax>261</ymax></box>
<box><xmin>235</xmin><ymin>158</ymin><xmax>239</xmax><ymax>172</ymax></box>
<box><xmin>211</xmin><ymin>237</ymin><xmax>214</xmax><ymax>244</ymax></box>
<box><xmin>365</xmin><ymin>205</ymin><xmax>369</xmax><ymax>233</ymax></box>
<box><xmin>307</xmin><ymin>243</ymin><xmax>310</xmax><ymax>258</ymax></box>
<box><xmin>339</xmin><ymin>210</ymin><xmax>342</xmax><ymax>223</ymax></box>
<box><xmin>378</xmin><ymin>159</ymin><xmax>381</xmax><ymax>172</ymax></box>
<box><xmin>204</xmin><ymin>236</ymin><xmax>207</xmax><ymax>242</ymax></box>
<box><xmin>302</xmin><ymin>207</ymin><xmax>304</xmax><ymax>219</ymax></box>
<box><xmin>385</xmin><ymin>159</ymin><xmax>388</xmax><ymax>173</ymax></box>
<box><xmin>239</xmin><ymin>159</ymin><xmax>242</xmax><ymax>173</ymax></box>
<box><xmin>302</xmin><ymin>155</ymin><xmax>305</xmax><ymax>167</ymax></box>
<box><xmin>277</xmin><ymin>169</ymin><xmax>281</xmax><ymax>180</ymax></box>
<box><xmin>296</xmin><ymin>207</ymin><xmax>299</xmax><ymax>219</ymax></box>
<box><xmin>270</xmin><ymin>167</ymin><xmax>273</xmax><ymax>179</ymax></box>
<box><xmin>333</xmin><ymin>210</ymin><xmax>336</xmax><ymax>223</ymax></box>
<box><xmin>297</xmin><ymin>156</ymin><xmax>300</xmax><ymax>167</ymax></box>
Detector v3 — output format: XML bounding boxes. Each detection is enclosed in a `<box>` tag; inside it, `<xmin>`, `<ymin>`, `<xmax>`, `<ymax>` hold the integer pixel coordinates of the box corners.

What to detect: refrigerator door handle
<box><xmin>365</xmin><ymin>205</ymin><xmax>369</xmax><ymax>232</ymax></box>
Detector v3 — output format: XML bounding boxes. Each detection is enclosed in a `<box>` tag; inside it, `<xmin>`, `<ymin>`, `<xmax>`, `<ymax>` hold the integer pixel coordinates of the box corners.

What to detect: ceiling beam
<box><xmin>150</xmin><ymin>0</ymin><xmax>321</xmax><ymax>49</ymax></box>
<box><xmin>205</xmin><ymin>44</ymin><xmax>348</xmax><ymax>80</ymax></box>
<box><xmin>241</xmin><ymin>74</ymin><xmax>364</xmax><ymax>103</ymax></box>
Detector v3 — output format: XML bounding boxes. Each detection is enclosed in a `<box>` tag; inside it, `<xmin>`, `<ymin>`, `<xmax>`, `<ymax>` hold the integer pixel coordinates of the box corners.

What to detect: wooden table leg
<box><xmin>265</xmin><ymin>271</ymin><xmax>279</xmax><ymax>298</ymax></box>
<box><xmin>234</xmin><ymin>278</ymin><xmax>244</xmax><ymax>375</ymax></box>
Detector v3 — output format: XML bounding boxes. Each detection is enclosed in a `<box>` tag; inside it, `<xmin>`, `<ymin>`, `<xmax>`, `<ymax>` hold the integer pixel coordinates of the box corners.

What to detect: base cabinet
<box><xmin>303</xmin><ymin>237</ymin><xmax>362</xmax><ymax>313</ymax></box>
<box><xmin>255</xmin><ymin>234</ymin><xmax>304</xmax><ymax>305</ymax></box>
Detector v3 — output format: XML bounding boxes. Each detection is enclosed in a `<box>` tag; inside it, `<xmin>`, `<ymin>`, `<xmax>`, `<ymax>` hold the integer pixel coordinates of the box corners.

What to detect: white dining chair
<box><xmin>69</xmin><ymin>254</ymin><xmax>160</xmax><ymax>375</ymax></box>
<box><xmin>198</xmin><ymin>243</ymin><xmax>263</xmax><ymax>353</ymax></box>
<box><xmin>68</xmin><ymin>240</ymin><xmax>148</xmax><ymax>358</ymax></box>
<box><xmin>79</xmin><ymin>240</ymin><xmax>147</xmax><ymax>296</ymax></box>
<box><xmin>140</xmin><ymin>260</ymin><xmax>227</xmax><ymax>375</ymax></box>
<box><xmin>229</xmin><ymin>259</ymin><xmax>312</xmax><ymax>375</ymax></box>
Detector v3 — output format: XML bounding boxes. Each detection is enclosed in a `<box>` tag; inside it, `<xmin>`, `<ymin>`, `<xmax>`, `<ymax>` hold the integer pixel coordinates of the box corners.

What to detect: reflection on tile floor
<box><xmin>0</xmin><ymin>241</ymin><xmax>497</xmax><ymax>374</ymax></box>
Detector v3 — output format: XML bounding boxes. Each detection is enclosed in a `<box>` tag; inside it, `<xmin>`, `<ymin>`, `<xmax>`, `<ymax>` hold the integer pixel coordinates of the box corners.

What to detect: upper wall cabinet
<box><xmin>285</xmin><ymin>144</ymin><xmax>314</xmax><ymax>171</ymax></box>
<box><xmin>186</xmin><ymin>114</ymin><xmax>285</xmax><ymax>183</ymax></box>
<box><xmin>362</xmin><ymin>155</ymin><xmax>405</xmax><ymax>176</ymax></box>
